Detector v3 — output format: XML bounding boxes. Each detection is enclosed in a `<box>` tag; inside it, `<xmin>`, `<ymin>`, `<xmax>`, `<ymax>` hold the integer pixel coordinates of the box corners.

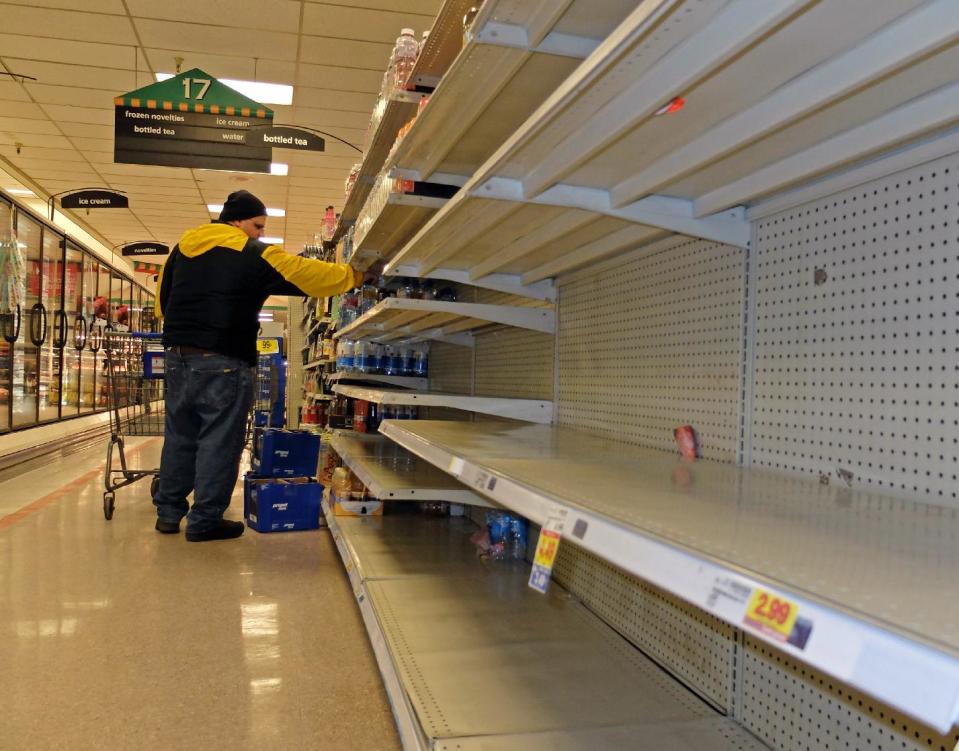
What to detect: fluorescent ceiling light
<box><xmin>155</xmin><ymin>73</ymin><xmax>293</xmax><ymax>106</ymax></box>
<box><xmin>6</xmin><ymin>188</ymin><xmax>35</xmax><ymax>196</ymax></box>
<box><xmin>270</xmin><ymin>163</ymin><xmax>288</xmax><ymax>176</ymax></box>
<box><xmin>207</xmin><ymin>203</ymin><xmax>285</xmax><ymax>218</ymax></box>
<box><xmin>261</xmin><ymin>236</ymin><xmax>283</xmax><ymax>245</ymax></box>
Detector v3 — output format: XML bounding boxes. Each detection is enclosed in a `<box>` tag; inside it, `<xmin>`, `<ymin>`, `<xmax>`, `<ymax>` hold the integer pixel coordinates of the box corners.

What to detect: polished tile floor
<box><xmin>0</xmin><ymin>437</ymin><xmax>401</xmax><ymax>751</ymax></box>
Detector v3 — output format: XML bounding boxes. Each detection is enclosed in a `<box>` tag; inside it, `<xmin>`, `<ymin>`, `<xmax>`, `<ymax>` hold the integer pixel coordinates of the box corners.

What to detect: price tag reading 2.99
<box><xmin>743</xmin><ymin>588</ymin><xmax>808</xmax><ymax>647</ymax></box>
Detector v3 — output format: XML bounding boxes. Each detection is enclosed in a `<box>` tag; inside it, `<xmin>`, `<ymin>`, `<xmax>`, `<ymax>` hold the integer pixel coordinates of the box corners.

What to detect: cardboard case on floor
<box><xmin>244</xmin><ymin>474</ymin><xmax>322</xmax><ymax>532</ymax></box>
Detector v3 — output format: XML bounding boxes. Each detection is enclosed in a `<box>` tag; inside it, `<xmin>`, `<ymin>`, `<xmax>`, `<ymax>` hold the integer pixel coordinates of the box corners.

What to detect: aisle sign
<box><xmin>113</xmin><ymin>69</ymin><xmax>274</xmax><ymax>173</ymax></box>
<box><xmin>121</xmin><ymin>242</ymin><xmax>169</xmax><ymax>257</ymax></box>
<box><xmin>60</xmin><ymin>190</ymin><xmax>128</xmax><ymax>209</ymax></box>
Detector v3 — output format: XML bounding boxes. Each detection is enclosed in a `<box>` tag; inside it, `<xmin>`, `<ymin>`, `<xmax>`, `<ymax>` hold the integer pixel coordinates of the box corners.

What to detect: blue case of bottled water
<box><xmin>243</xmin><ymin>474</ymin><xmax>322</xmax><ymax>533</ymax></box>
<box><xmin>252</xmin><ymin>428</ymin><xmax>321</xmax><ymax>477</ymax></box>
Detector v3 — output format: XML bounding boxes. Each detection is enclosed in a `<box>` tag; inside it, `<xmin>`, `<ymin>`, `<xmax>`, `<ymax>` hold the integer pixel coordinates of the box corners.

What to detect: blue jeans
<box><xmin>154</xmin><ymin>350</ymin><xmax>253</xmax><ymax>532</ymax></box>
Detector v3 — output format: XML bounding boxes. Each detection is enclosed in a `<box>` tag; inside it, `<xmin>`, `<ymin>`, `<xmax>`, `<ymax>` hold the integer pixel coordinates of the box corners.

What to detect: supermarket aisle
<box><xmin>0</xmin><ymin>437</ymin><xmax>400</xmax><ymax>751</ymax></box>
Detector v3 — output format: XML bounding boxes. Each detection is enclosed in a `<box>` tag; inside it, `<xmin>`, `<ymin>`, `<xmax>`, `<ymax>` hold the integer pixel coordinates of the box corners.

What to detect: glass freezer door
<box><xmin>39</xmin><ymin>228</ymin><xmax>64</xmax><ymax>423</ymax></box>
<box><xmin>61</xmin><ymin>243</ymin><xmax>84</xmax><ymax>418</ymax></box>
<box><xmin>12</xmin><ymin>213</ymin><xmax>41</xmax><ymax>429</ymax></box>
<box><xmin>80</xmin><ymin>255</ymin><xmax>98</xmax><ymax>414</ymax></box>
<box><xmin>0</xmin><ymin>197</ymin><xmax>12</xmax><ymax>432</ymax></box>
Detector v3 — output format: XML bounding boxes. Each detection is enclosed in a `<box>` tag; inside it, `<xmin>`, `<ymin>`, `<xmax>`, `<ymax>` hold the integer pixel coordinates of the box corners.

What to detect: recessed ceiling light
<box><xmin>207</xmin><ymin>204</ymin><xmax>285</xmax><ymax>218</ymax></box>
<box><xmin>5</xmin><ymin>188</ymin><xmax>35</xmax><ymax>196</ymax></box>
<box><xmin>270</xmin><ymin>163</ymin><xmax>288</xmax><ymax>176</ymax></box>
<box><xmin>155</xmin><ymin>74</ymin><xmax>293</xmax><ymax>106</ymax></box>
<box><xmin>261</xmin><ymin>236</ymin><xmax>283</xmax><ymax>245</ymax></box>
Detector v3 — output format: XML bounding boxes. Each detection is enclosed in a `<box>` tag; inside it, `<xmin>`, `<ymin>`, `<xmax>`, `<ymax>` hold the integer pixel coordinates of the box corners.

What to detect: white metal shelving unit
<box><xmin>350</xmin><ymin>192</ymin><xmax>450</xmax><ymax>272</ymax></box>
<box><xmin>335</xmin><ymin>89</ymin><xmax>427</xmax><ymax>240</ymax></box>
<box><xmin>386</xmin><ymin>0</ymin><xmax>959</xmax><ymax>285</ymax></box>
<box><xmin>330</xmin><ymin>431</ymin><xmax>492</xmax><ymax>505</ymax></box>
<box><xmin>326</xmin><ymin>371</ymin><xmax>429</xmax><ymax>391</ymax></box>
<box><xmin>303</xmin><ymin>359</ymin><xmax>331</xmax><ymax>370</ymax></box>
<box><xmin>332</xmin><ymin>384</ymin><xmax>553</xmax><ymax>425</ymax></box>
<box><xmin>324</xmin><ymin>505</ymin><xmax>769</xmax><ymax>751</ymax></box>
<box><xmin>379</xmin><ymin>418</ymin><xmax>959</xmax><ymax>733</ymax></box>
<box><xmin>333</xmin><ymin>297</ymin><xmax>555</xmax><ymax>347</ymax></box>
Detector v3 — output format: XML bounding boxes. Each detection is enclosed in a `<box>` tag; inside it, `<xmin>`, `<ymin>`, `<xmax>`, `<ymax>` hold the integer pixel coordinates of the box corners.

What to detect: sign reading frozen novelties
<box><xmin>113</xmin><ymin>69</ymin><xmax>274</xmax><ymax>172</ymax></box>
<box><xmin>121</xmin><ymin>242</ymin><xmax>170</xmax><ymax>257</ymax></box>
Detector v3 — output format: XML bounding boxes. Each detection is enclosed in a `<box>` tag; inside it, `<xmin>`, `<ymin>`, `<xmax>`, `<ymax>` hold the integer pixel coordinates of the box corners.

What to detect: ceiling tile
<box><xmin>0</xmin><ymin>131</ymin><xmax>73</xmax><ymax>149</ymax></box>
<box><xmin>59</xmin><ymin>123</ymin><xmax>113</xmax><ymax>140</ymax></box>
<box><xmin>0</xmin><ymin>33</ymin><xmax>136</xmax><ymax>69</ymax></box>
<box><xmin>4</xmin><ymin>59</ymin><xmax>145</xmax><ymax>92</ymax></box>
<box><xmin>0</xmin><ymin>116</ymin><xmax>62</xmax><ymax>136</ymax></box>
<box><xmin>134</xmin><ymin>19</ymin><xmax>297</xmax><ymax>62</ymax></box>
<box><xmin>0</xmin><ymin>6</ymin><xmax>135</xmax><ymax>44</ymax></box>
<box><xmin>298</xmin><ymin>36</ymin><xmax>392</xmax><ymax>70</ymax></box>
<box><xmin>293</xmin><ymin>86</ymin><xmax>376</xmax><ymax>112</ymax></box>
<box><xmin>302</xmin><ymin>3</ymin><xmax>435</xmax><ymax>43</ymax></box>
<box><xmin>0</xmin><ymin>101</ymin><xmax>47</xmax><ymax>120</ymax></box>
<box><xmin>0</xmin><ymin>80</ymin><xmax>31</xmax><ymax>102</ymax></box>
<box><xmin>144</xmin><ymin>49</ymin><xmax>297</xmax><ymax>85</ymax></box>
<box><xmin>127</xmin><ymin>0</ymin><xmax>301</xmax><ymax>34</ymax></box>
<box><xmin>0</xmin><ymin>145</ymin><xmax>87</xmax><ymax>162</ymax></box>
<box><xmin>40</xmin><ymin>105</ymin><xmax>114</xmax><ymax>127</ymax></box>
<box><xmin>307</xmin><ymin>0</ymin><xmax>441</xmax><ymax>15</ymax></box>
<box><xmin>24</xmin><ymin>83</ymin><xmax>119</xmax><ymax>109</ymax></box>
<box><xmin>0</xmin><ymin>0</ymin><xmax>125</xmax><ymax>12</ymax></box>
<box><xmin>295</xmin><ymin>63</ymin><xmax>383</xmax><ymax>94</ymax></box>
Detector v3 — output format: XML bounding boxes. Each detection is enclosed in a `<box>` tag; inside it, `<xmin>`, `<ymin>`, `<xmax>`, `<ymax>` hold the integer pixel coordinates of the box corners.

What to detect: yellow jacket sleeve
<box><xmin>260</xmin><ymin>245</ymin><xmax>360</xmax><ymax>298</ymax></box>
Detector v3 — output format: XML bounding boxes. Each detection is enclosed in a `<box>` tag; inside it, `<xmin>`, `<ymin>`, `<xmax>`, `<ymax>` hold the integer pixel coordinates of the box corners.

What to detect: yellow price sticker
<box><xmin>743</xmin><ymin>588</ymin><xmax>799</xmax><ymax>642</ymax></box>
<box><xmin>533</xmin><ymin>528</ymin><xmax>561</xmax><ymax>569</ymax></box>
<box><xmin>256</xmin><ymin>339</ymin><xmax>280</xmax><ymax>354</ymax></box>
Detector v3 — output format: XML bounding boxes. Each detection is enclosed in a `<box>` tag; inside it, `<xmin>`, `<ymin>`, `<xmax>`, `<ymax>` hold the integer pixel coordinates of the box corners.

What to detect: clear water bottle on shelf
<box><xmin>355</xmin><ymin>340</ymin><xmax>372</xmax><ymax>373</ymax></box>
<box><xmin>413</xmin><ymin>344</ymin><xmax>429</xmax><ymax>377</ymax></box>
<box><xmin>381</xmin><ymin>344</ymin><xmax>398</xmax><ymax>376</ymax></box>
<box><xmin>321</xmin><ymin>206</ymin><xmax>337</xmax><ymax>241</ymax></box>
<box><xmin>345</xmin><ymin>163</ymin><xmax>361</xmax><ymax>199</ymax></box>
<box><xmin>340</xmin><ymin>340</ymin><xmax>356</xmax><ymax>372</ymax></box>
<box><xmin>391</xmin><ymin>28</ymin><xmax>419</xmax><ymax>91</ymax></box>
<box><xmin>398</xmin><ymin>343</ymin><xmax>415</xmax><ymax>377</ymax></box>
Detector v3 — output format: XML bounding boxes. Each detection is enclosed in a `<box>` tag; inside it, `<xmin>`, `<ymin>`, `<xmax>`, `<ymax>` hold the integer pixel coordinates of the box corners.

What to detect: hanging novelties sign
<box><xmin>113</xmin><ymin>68</ymin><xmax>274</xmax><ymax>173</ymax></box>
<box><xmin>122</xmin><ymin>242</ymin><xmax>169</xmax><ymax>257</ymax></box>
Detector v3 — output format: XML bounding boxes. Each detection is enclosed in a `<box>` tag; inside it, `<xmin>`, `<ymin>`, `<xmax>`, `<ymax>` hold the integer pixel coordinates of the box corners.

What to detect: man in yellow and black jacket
<box><xmin>153</xmin><ymin>190</ymin><xmax>360</xmax><ymax>542</ymax></box>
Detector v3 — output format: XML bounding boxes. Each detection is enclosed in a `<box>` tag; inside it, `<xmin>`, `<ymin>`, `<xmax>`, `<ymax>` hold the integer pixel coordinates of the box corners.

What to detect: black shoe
<box><xmin>186</xmin><ymin>519</ymin><xmax>245</xmax><ymax>542</ymax></box>
<box><xmin>155</xmin><ymin>519</ymin><xmax>181</xmax><ymax>534</ymax></box>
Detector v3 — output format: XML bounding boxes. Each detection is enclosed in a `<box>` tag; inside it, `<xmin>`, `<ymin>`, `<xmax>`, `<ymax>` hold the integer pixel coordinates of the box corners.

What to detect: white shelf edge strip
<box><xmin>323</xmin><ymin>502</ymin><xmax>430</xmax><ymax>751</ymax></box>
<box><xmin>330</xmin><ymin>434</ymin><xmax>494</xmax><ymax>505</ymax></box>
<box><xmin>378</xmin><ymin>422</ymin><xmax>959</xmax><ymax>734</ymax></box>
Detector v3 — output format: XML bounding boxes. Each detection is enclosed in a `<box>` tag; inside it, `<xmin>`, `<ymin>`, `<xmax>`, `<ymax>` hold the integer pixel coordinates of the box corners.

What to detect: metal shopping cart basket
<box><xmin>102</xmin><ymin>331</ymin><xmax>165</xmax><ymax>520</ymax></box>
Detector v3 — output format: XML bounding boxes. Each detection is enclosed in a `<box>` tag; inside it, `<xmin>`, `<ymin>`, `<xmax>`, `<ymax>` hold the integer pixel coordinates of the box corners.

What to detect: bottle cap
<box><xmin>401</xmin><ymin>28</ymin><xmax>415</xmax><ymax>36</ymax></box>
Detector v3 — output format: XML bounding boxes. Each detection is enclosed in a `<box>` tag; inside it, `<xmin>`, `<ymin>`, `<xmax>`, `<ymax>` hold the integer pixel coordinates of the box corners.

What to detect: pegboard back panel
<box><xmin>740</xmin><ymin>636</ymin><xmax>958</xmax><ymax>751</ymax></box>
<box><xmin>428</xmin><ymin>341</ymin><xmax>473</xmax><ymax>395</ymax></box>
<box><xmin>474</xmin><ymin>328</ymin><xmax>554</xmax><ymax>400</ymax></box>
<box><xmin>750</xmin><ymin>150</ymin><xmax>959</xmax><ymax>505</ymax></box>
<box><xmin>550</xmin><ymin>542</ymin><xmax>736</xmax><ymax>712</ymax></box>
<box><xmin>557</xmin><ymin>237</ymin><xmax>746</xmax><ymax>462</ymax></box>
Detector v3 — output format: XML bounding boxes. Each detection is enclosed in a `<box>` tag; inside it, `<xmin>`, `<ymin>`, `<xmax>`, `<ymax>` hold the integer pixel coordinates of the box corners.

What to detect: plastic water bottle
<box><xmin>413</xmin><ymin>344</ymin><xmax>428</xmax><ymax>377</ymax></box>
<box><xmin>340</xmin><ymin>340</ymin><xmax>355</xmax><ymax>372</ymax></box>
<box><xmin>355</xmin><ymin>340</ymin><xmax>372</xmax><ymax>373</ymax></box>
<box><xmin>398</xmin><ymin>344</ymin><xmax>415</xmax><ymax>376</ymax></box>
<box><xmin>392</xmin><ymin>28</ymin><xmax>419</xmax><ymax>91</ymax></box>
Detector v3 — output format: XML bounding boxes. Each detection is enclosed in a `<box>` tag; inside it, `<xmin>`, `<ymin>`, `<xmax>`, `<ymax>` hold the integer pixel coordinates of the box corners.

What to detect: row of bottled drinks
<box><xmin>335</xmin><ymin>339</ymin><xmax>429</xmax><ymax>378</ymax></box>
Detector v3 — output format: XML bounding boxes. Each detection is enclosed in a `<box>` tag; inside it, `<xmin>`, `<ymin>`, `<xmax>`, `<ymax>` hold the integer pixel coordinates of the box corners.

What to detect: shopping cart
<box><xmin>102</xmin><ymin>331</ymin><xmax>165</xmax><ymax>520</ymax></box>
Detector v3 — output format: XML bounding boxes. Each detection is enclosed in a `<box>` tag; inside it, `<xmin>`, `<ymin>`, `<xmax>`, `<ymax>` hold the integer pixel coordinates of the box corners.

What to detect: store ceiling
<box><xmin>0</xmin><ymin>0</ymin><xmax>442</xmax><ymax>259</ymax></box>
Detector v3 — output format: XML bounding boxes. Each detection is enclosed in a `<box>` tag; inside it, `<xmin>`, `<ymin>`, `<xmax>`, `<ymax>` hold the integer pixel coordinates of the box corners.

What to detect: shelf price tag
<box><xmin>528</xmin><ymin>512</ymin><xmax>566</xmax><ymax>595</ymax></box>
<box><xmin>256</xmin><ymin>338</ymin><xmax>280</xmax><ymax>354</ymax></box>
<box><xmin>742</xmin><ymin>588</ymin><xmax>813</xmax><ymax>649</ymax></box>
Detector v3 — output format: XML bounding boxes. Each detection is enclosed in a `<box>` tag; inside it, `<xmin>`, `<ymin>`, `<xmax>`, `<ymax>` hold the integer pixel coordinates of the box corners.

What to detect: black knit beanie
<box><xmin>218</xmin><ymin>190</ymin><xmax>267</xmax><ymax>222</ymax></box>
